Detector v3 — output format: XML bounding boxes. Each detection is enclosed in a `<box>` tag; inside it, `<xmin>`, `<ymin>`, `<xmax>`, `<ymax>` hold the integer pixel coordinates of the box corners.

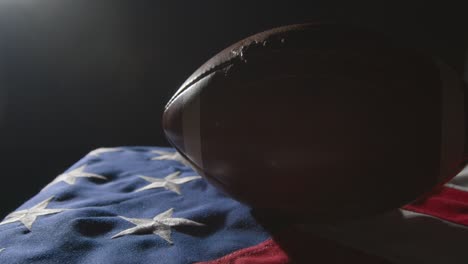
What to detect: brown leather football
<box><xmin>163</xmin><ymin>23</ymin><xmax>465</xmax><ymax>222</ymax></box>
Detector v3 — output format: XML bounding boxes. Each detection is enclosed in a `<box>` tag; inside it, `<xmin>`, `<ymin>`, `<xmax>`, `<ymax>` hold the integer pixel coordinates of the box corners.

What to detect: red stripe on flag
<box><xmin>196</xmin><ymin>239</ymin><xmax>289</xmax><ymax>264</ymax></box>
<box><xmin>404</xmin><ymin>186</ymin><xmax>468</xmax><ymax>226</ymax></box>
<box><xmin>197</xmin><ymin>227</ymin><xmax>391</xmax><ymax>264</ymax></box>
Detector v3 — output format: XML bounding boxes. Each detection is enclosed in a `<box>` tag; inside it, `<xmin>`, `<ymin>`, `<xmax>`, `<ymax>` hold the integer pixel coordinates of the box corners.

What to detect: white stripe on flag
<box><xmin>301</xmin><ymin>209</ymin><xmax>468</xmax><ymax>264</ymax></box>
<box><xmin>446</xmin><ymin>164</ymin><xmax>468</xmax><ymax>191</ymax></box>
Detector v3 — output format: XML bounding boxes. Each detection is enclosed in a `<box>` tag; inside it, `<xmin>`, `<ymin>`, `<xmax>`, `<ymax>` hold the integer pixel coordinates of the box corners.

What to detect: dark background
<box><xmin>0</xmin><ymin>0</ymin><xmax>467</xmax><ymax>218</ymax></box>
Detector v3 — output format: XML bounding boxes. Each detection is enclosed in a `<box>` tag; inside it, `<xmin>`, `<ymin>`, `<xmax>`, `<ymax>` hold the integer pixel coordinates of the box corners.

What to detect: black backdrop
<box><xmin>0</xmin><ymin>0</ymin><xmax>467</xmax><ymax>218</ymax></box>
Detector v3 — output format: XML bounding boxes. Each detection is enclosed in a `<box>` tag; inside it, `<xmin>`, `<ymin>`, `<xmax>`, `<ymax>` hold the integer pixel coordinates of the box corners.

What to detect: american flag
<box><xmin>0</xmin><ymin>146</ymin><xmax>467</xmax><ymax>263</ymax></box>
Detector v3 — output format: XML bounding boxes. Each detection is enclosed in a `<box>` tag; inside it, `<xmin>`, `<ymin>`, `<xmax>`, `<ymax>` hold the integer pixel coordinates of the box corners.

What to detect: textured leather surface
<box><xmin>163</xmin><ymin>23</ymin><xmax>464</xmax><ymax>222</ymax></box>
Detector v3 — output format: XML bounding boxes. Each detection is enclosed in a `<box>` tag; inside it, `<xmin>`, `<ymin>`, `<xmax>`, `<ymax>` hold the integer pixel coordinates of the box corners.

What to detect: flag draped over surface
<box><xmin>0</xmin><ymin>147</ymin><xmax>271</xmax><ymax>264</ymax></box>
<box><xmin>0</xmin><ymin>146</ymin><xmax>468</xmax><ymax>264</ymax></box>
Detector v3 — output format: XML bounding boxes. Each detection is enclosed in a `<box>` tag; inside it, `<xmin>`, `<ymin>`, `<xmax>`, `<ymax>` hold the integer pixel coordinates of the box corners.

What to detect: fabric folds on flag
<box><xmin>1</xmin><ymin>146</ymin><xmax>468</xmax><ymax>263</ymax></box>
<box><xmin>0</xmin><ymin>147</ymin><xmax>270</xmax><ymax>264</ymax></box>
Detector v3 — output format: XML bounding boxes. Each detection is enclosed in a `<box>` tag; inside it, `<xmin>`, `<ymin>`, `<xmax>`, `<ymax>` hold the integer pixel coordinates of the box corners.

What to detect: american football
<box><xmin>163</xmin><ymin>23</ymin><xmax>465</xmax><ymax>222</ymax></box>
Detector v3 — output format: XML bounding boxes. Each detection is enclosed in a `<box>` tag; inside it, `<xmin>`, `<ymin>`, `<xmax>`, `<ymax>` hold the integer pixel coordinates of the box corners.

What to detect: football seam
<box><xmin>165</xmin><ymin>23</ymin><xmax>355</xmax><ymax>112</ymax></box>
<box><xmin>164</xmin><ymin>59</ymin><xmax>239</xmax><ymax>111</ymax></box>
<box><xmin>164</xmin><ymin>29</ymin><xmax>304</xmax><ymax>111</ymax></box>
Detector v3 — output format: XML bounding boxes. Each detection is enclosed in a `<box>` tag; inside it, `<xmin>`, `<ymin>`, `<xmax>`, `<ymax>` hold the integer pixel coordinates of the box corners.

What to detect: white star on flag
<box><xmin>88</xmin><ymin>147</ymin><xmax>122</xmax><ymax>157</ymax></box>
<box><xmin>112</xmin><ymin>208</ymin><xmax>204</xmax><ymax>244</ymax></box>
<box><xmin>43</xmin><ymin>165</ymin><xmax>107</xmax><ymax>190</ymax></box>
<box><xmin>136</xmin><ymin>171</ymin><xmax>201</xmax><ymax>194</ymax></box>
<box><xmin>0</xmin><ymin>197</ymin><xmax>67</xmax><ymax>231</ymax></box>
<box><xmin>0</xmin><ymin>248</ymin><xmax>4</xmax><ymax>253</ymax></box>
<box><xmin>151</xmin><ymin>150</ymin><xmax>191</xmax><ymax>166</ymax></box>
